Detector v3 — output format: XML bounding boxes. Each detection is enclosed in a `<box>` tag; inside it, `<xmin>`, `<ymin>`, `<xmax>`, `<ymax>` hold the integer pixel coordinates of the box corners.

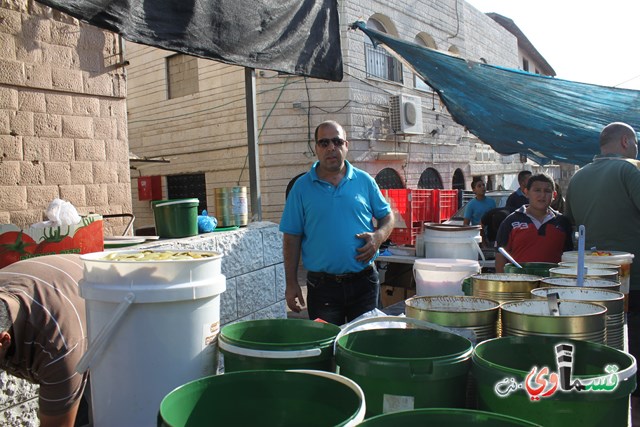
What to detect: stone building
<box><xmin>125</xmin><ymin>1</ymin><xmax>561</xmax><ymax>230</ymax></box>
<box><xmin>0</xmin><ymin>0</ymin><xmax>131</xmax><ymax>235</ymax></box>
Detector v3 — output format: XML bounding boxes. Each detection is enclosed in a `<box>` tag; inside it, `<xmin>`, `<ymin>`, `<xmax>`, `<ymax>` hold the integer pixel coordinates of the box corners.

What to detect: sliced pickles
<box><xmin>101</xmin><ymin>250</ymin><xmax>218</xmax><ymax>261</ymax></box>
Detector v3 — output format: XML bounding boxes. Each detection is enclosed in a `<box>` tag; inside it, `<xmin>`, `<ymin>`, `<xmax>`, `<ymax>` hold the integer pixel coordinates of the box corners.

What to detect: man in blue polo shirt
<box><xmin>280</xmin><ymin>120</ymin><xmax>394</xmax><ymax>325</ymax></box>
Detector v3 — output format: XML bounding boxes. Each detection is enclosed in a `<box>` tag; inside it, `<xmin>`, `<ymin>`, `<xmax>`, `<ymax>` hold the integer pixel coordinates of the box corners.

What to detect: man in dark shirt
<box><xmin>506</xmin><ymin>170</ymin><xmax>532</xmax><ymax>211</ymax></box>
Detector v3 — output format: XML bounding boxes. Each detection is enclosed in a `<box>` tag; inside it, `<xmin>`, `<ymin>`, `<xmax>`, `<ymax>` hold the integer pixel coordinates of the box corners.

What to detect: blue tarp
<box><xmin>353</xmin><ymin>21</ymin><xmax>640</xmax><ymax>166</ymax></box>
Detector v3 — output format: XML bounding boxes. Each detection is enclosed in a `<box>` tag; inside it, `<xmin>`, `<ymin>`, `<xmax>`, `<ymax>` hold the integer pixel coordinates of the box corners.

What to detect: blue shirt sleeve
<box><xmin>279</xmin><ymin>177</ymin><xmax>305</xmax><ymax>235</ymax></box>
<box><xmin>367</xmin><ymin>176</ymin><xmax>392</xmax><ymax>219</ymax></box>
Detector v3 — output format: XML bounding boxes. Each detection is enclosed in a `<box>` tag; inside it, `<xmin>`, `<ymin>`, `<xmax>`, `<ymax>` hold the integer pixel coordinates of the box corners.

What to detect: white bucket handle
<box><xmin>76</xmin><ymin>292</ymin><xmax>135</xmax><ymax>374</ymax></box>
<box><xmin>218</xmin><ymin>339</ymin><xmax>322</xmax><ymax>359</ymax></box>
<box><xmin>289</xmin><ymin>370</ymin><xmax>366</xmax><ymax>427</ymax></box>
<box><xmin>333</xmin><ymin>315</ymin><xmax>476</xmax><ymax>355</ymax></box>
<box><xmin>472</xmin><ymin>237</ymin><xmax>486</xmax><ymax>262</ymax></box>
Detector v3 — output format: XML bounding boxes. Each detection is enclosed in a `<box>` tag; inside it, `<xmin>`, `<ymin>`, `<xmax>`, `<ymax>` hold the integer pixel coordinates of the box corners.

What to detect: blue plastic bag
<box><xmin>197</xmin><ymin>210</ymin><xmax>218</xmax><ymax>233</ymax></box>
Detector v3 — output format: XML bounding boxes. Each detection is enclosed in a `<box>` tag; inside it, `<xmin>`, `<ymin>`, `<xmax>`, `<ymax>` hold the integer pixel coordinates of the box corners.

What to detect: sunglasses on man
<box><xmin>316</xmin><ymin>137</ymin><xmax>346</xmax><ymax>148</ymax></box>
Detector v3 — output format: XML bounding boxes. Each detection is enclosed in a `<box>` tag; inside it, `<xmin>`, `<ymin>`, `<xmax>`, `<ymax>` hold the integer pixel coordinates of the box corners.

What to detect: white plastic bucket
<box><xmin>413</xmin><ymin>258</ymin><xmax>481</xmax><ymax>296</ymax></box>
<box><xmin>422</xmin><ymin>224</ymin><xmax>484</xmax><ymax>261</ymax></box>
<box><xmin>79</xmin><ymin>250</ymin><xmax>226</xmax><ymax>427</ymax></box>
<box><xmin>561</xmin><ymin>250</ymin><xmax>634</xmax><ymax>311</ymax></box>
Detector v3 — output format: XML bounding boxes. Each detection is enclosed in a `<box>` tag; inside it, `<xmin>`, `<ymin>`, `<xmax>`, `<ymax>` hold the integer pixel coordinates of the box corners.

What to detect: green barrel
<box><xmin>335</xmin><ymin>327</ymin><xmax>473</xmax><ymax>417</ymax></box>
<box><xmin>357</xmin><ymin>408</ymin><xmax>541</xmax><ymax>426</ymax></box>
<box><xmin>219</xmin><ymin>319</ymin><xmax>340</xmax><ymax>372</ymax></box>
<box><xmin>158</xmin><ymin>370</ymin><xmax>365</xmax><ymax>427</ymax></box>
<box><xmin>152</xmin><ymin>198</ymin><xmax>199</xmax><ymax>238</ymax></box>
<box><xmin>504</xmin><ymin>262</ymin><xmax>558</xmax><ymax>277</ymax></box>
<box><xmin>472</xmin><ymin>336</ymin><xmax>636</xmax><ymax>427</ymax></box>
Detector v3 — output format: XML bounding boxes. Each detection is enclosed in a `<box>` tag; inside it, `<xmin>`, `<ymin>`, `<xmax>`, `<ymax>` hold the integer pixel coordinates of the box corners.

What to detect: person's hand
<box><xmin>355</xmin><ymin>231</ymin><xmax>381</xmax><ymax>263</ymax></box>
<box><xmin>285</xmin><ymin>282</ymin><xmax>305</xmax><ymax>313</ymax></box>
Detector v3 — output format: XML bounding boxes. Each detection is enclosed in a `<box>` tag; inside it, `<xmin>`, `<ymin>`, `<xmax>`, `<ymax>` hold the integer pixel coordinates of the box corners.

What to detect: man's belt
<box><xmin>308</xmin><ymin>265</ymin><xmax>375</xmax><ymax>282</ymax></box>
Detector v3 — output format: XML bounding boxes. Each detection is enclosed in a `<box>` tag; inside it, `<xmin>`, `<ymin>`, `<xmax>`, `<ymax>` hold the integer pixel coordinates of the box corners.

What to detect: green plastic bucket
<box><xmin>219</xmin><ymin>318</ymin><xmax>340</xmax><ymax>372</ymax></box>
<box><xmin>152</xmin><ymin>198</ymin><xmax>199</xmax><ymax>238</ymax></box>
<box><xmin>472</xmin><ymin>336</ymin><xmax>636</xmax><ymax>427</ymax></box>
<box><xmin>356</xmin><ymin>408</ymin><xmax>541</xmax><ymax>426</ymax></box>
<box><xmin>504</xmin><ymin>262</ymin><xmax>558</xmax><ymax>277</ymax></box>
<box><xmin>335</xmin><ymin>317</ymin><xmax>473</xmax><ymax>417</ymax></box>
<box><xmin>158</xmin><ymin>370</ymin><xmax>366</xmax><ymax>427</ymax></box>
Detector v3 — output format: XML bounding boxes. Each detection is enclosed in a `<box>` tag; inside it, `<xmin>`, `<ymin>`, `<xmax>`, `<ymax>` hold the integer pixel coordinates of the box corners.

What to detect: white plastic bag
<box><xmin>31</xmin><ymin>199</ymin><xmax>81</xmax><ymax>228</ymax></box>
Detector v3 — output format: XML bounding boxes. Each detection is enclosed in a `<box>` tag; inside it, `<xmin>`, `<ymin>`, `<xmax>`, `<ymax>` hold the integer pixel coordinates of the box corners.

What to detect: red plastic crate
<box><xmin>388</xmin><ymin>225</ymin><xmax>422</xmax><ymax>245</ymax></box>
<box><xmin>381</xmin><ymin>189</ymin><xmax>436</xmax><ymax>228</ymax></box>
<box><xmin>433</xmin><ymin>189</ymin><xmax>459</xmax><ymax>223</ymax></box>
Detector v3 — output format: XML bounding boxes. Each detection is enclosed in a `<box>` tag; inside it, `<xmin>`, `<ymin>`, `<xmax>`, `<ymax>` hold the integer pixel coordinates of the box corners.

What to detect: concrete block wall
<box><xmin>0</xmin><ymin>1</ymin><xmax>131</xmax><ymax>236</ymax></box>
<box><xmin>138</xmin><ymin>221</ymin><xmax>286</xmax><ymax>324</ymax></box>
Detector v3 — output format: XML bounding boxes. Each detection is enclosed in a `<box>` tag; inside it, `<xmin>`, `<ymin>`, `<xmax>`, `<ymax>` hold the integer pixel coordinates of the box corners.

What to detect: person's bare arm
<box><xmin>494</xmin><ymin>252</ymin><xmax>507</xmax><ymax>273</ymax></box>
<box><xmin>283</xmin><ymin>233</ymin><xmax>305</xmax><ymax>312</ymax></box>
<box><xmin>356</xmin><ymin>212</ymin><xmax>394</xmax><ymax>262</ymax></box>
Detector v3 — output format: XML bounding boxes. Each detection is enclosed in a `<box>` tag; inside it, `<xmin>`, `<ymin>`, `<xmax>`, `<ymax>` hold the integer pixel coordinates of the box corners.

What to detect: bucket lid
<box><xmin>414</xmin><ymin>258</ymin><xmax>481</xmax><ymax>272</ymax></box>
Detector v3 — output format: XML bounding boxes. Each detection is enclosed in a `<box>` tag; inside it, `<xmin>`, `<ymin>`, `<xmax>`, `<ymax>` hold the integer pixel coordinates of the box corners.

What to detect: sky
<box><xmin>465</xmin><ymin>0</ymin><xmax>640</xmax><ymax>90</ymax></box>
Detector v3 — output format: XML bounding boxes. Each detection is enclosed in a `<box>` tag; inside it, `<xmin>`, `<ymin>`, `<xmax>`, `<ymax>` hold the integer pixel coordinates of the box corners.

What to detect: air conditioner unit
<box><xmin>389</xmin><ymin>94</ymin><xmax>424</xmax><ymax>135</ymax></box>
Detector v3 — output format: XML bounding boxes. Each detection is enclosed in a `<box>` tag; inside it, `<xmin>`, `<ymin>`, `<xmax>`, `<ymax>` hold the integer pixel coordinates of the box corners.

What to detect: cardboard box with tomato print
<box><xmin>0</xmin><ymin>214</ymin><xmax>103</xmax><ymax>268</ymax></box>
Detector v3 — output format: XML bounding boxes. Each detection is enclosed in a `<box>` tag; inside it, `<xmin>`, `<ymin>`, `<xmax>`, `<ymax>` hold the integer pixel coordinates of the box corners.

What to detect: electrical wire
<box><xmin>237</xmin><ymin>75</ymin><xmax>292</xmax><ymax>184</ymax></box>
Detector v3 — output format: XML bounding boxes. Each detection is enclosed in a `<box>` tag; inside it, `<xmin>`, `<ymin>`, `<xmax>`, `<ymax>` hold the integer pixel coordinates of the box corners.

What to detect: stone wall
<box><xmin>0</xmin><ymin>1</ymin><xmax>131</xmax><ymax>236</ymax></box>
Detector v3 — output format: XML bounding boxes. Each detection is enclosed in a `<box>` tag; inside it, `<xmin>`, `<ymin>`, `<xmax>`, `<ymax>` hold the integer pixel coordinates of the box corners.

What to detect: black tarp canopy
<box><xmin>36</xmin><ymin>0</ymin><xmax>343</xmax><ymax>81</ymax></box>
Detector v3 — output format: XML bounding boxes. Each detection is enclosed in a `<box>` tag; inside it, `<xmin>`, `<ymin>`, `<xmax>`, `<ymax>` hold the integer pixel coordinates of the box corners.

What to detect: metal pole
<box><xmin>245</xmin><ymin>67</ymin><xmax>262</xmax><ymax>221</ymax></box>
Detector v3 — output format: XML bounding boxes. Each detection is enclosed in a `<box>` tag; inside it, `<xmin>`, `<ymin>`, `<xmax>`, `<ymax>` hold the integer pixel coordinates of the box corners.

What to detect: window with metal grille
<box><xmin>166</xmin><ymin>54</ymin><xmax>199</xmax><ymax>99</ymax></box>
<box><xmin>364</xmin><ymin>18</ymin><xmax>402</xmax><ymax>83</ymax></box>
<box><xmin>418</xmin><ymin>167</ymin><xmax>443</xmax><ymax>189</ymax></box>
<box><xmin>364</xmin><ymin>43</ymin><xmax>403</xmax><ymax>82</ymax></box>
<box><xmin>375</xmin><ymin>168</ymin><xmax>405</xmax><ymax>189</ymax></box>
<box><xmin>167</xmin><ymin>173</ymin><xmax>208</xmax><ymax>214</ymax></box>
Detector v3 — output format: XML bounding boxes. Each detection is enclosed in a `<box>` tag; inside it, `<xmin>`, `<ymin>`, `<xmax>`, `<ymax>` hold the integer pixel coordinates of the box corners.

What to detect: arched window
<box><xmin>448</xmin><ymin>45</ymin><xmax>460</xmax><ymax>56</ymax></box>
<box><xmin>417</xmin><ymin>167</ymin><xmax>443</xmax><ymax>189</ymax></box>
<box><xmin>452</xmin><ymin>168</ymin><xmax>465</xmax><ymax>190</ymax></box>
<box><xmin>375</xmin><ymin>168</ymin><xmax>405</xmax><ymax>189</ymax></box>
<box><xmin>414</xmin><ymin>33</ymin><xmax>436</xmax><ymax>91</ymax></box>
<box><xmin>452</xmin><ymin>168</ymin><xmax>466</xmax><ymax>208</ymax></box>
<box><xmin>364</xmin><ymin>18</ymin><xmax>402</xmax><ymax>83</ymax></box>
